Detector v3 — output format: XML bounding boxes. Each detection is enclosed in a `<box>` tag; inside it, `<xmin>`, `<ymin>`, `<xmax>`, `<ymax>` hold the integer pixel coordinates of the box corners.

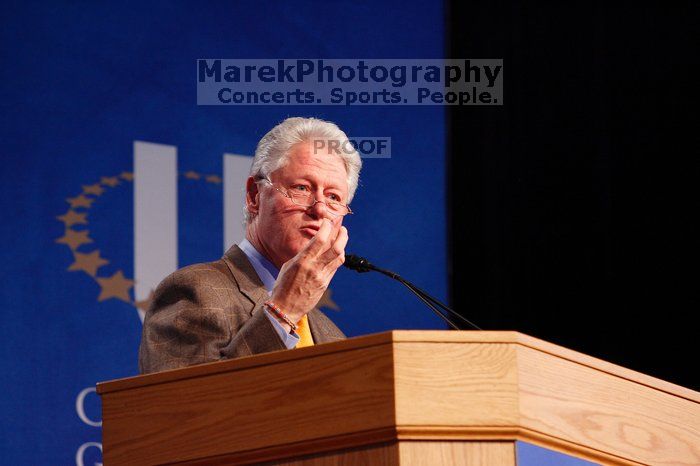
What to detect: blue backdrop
<box><xmin>1</xmin><ymin>1</ymin><xmax>447</xmax><ymax>463</ymax></box>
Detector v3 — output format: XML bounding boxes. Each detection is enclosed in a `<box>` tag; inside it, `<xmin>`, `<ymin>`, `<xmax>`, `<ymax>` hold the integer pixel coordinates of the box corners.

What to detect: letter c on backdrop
<box><xmin>76</xmin><ymin>387</ymin><xmax>101</xmax><ymax>427</ymax></box>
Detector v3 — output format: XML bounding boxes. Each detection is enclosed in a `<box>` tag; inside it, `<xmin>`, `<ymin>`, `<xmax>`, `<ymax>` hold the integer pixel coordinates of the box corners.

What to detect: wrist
<box><xmin>268</xmin><ymin>294</ymin><xmax>305</xmax><ymax>323</ymax></box>
<box><xmin>264</xmin><ymin>301</ymin><xmax>297</xmax><ymax>332</ymax></box>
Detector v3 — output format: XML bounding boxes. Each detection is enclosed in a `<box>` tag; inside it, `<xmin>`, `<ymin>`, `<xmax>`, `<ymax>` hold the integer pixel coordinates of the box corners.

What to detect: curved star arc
<box><xmin>56</xmin><ymin>170</ymin><xmax>339</xmax><ymax>315</ymax></box>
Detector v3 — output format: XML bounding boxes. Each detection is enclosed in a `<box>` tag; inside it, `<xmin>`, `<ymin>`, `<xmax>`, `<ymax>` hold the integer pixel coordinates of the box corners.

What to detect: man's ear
<box><xmin>245</xmin><ymin>176</ymin><xmax>260</xmax><ymax>217</ymax></box>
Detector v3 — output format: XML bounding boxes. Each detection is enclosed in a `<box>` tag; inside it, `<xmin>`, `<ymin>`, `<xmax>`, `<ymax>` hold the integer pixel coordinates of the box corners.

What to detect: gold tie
<box><xmin>295</xmin><ymin>315</ymin><xmax>315</xmax><ymax>348</ymax></box>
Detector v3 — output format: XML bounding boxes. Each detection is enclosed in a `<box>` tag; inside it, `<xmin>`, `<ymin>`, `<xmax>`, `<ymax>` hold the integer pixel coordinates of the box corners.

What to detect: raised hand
<box><xmin>269</xmin><ymin>218</ymin><xmax>348</xmax><ymax>327</ymax></box>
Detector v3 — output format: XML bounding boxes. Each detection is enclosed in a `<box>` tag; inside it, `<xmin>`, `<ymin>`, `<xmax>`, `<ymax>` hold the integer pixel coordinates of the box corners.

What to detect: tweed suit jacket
<box><xmin>138</xmin><ymin>244</ymin><xmax>346</xmax><ymax>374</ymax></box>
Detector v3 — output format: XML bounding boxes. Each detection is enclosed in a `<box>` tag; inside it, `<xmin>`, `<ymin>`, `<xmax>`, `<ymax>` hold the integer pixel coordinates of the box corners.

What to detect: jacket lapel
<box><xmin>222</xmin><ymin>245</ymin><xmax>268</xmax><ymax>314</ymax></box>
<box><xmin>308</xmin><ymin>308</ymin><xmax>346</xmax><ymax>343</ymax></box>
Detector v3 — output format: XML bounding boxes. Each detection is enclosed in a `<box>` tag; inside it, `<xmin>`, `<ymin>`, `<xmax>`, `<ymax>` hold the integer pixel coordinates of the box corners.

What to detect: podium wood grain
<box><xmin>98</xmin><ymin>331</ymin><xmax>700</xmax><ymax>465</ymax></box>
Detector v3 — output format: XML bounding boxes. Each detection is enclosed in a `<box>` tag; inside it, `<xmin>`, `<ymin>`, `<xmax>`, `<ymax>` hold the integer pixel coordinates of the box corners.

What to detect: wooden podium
<box><xmin>97</xmin><ymin>331</ymin><xmax>700</xmax><ymax>465</ymax></box>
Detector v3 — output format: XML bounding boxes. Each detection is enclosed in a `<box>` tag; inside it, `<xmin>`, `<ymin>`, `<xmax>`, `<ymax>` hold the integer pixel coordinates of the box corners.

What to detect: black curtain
<box><xmin>448</xmin><ymin>2</ymin><xmax>698</xmax><ymax>389</ymax></box>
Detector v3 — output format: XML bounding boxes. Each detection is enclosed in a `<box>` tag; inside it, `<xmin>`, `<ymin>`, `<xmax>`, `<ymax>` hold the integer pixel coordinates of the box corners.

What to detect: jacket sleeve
<box><xmin>138</xmin><ymin>264</ymin><xmax>285</xmax><ymax>374</ymax></box>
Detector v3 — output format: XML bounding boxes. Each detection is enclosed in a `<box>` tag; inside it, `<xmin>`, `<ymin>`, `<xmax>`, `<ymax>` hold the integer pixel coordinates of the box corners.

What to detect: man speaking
<box><xmin>139</xmin><ymin>117</ymin><xmax>362</xmax><ymax>374</ymax></box>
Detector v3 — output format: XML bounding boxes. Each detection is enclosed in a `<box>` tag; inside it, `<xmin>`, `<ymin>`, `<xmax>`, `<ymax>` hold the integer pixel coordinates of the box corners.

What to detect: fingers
<box><xmin>332</xmin><ymin>226</ymin><xmax>348</xmax><ymax>257</ymax></box>
<box><xmin>320</xmin><ymin>226</ymin><xmax>347</xmax><ymax>265</ymax></box>
<box><xmin>301</xmin><ymin>218</ymin><xmax>333</xmax><ymax>256</ymax></box>
<box><xmin>299</xmin><ymin>217</ymin><xmax>347</xmax><ymax>272</ymax></box>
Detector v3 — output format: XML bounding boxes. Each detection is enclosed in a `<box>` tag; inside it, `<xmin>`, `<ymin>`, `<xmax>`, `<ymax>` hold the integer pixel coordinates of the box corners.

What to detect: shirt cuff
<box><xmin>264</xmin><ymin>308</ymin><xmax>299</xmax><ymax>349</ymax></box>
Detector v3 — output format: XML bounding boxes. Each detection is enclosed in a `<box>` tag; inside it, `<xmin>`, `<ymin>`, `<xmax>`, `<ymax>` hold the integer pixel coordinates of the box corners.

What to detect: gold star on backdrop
<box><xmin>101</xmin><ymin>176</ymin><xmax>120</xmax><ymax>187</ymax></box>
<box><xmin>56</xmin><ymin>210</ymin><xmax>88</xmax><ymax>227</ymax></box>
<box><xmin>68</xmin><ymin>250</ymin><xmax>109</xmax><ymax>276</ymax></box>
<box><xmin>317</xmin><ymin>288</ymin><xmax>340</xmax><ymax>311</ymax></box>
<box><xmin>55</xmin><ymin>229</ymin><xmax>93</xmax><ymax>250</ymax></box>
<box><xmin>82</xmin><ymin>183</ymin><xmax>105</xmax><ymax>196</ymax></box>
<box><xmin>96</xmin><ymin>270</ymin><xmax>134</xmax><ymax>302</ymax></box>
<box><xmin>58</xmin><ymin>170</ymin><xmax>305</xmax><ymax>313</ymax></box>
<box><xmin>66</xmin><ymin>195</ymin><xmax>94</xmax><ymax>209</ymax></box>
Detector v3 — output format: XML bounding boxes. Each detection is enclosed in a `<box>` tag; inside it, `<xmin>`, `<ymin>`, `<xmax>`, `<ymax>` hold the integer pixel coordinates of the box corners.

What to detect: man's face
<box><xmin>246</xmin><ymin>141</ymin><xmax>349</xmax><ymax>268</ymax></box>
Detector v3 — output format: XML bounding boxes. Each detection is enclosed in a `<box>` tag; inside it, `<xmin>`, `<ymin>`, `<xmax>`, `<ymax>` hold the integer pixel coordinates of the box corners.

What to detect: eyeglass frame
<box><xmin>255</xmin><ymin>176</ymin><xmax>354</xmax><ymax>217</ymax></box>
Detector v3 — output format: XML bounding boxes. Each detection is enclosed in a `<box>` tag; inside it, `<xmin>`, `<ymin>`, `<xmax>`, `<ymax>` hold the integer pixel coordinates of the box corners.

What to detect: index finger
<box><xmin>302</xmin><ymin>218</ymin><xmax>333</xmax><ymax>257</ymax></box>
<box><xmin>320</xmin><ymin>225</ymin><xmax>348</xmax><ymax>264</ymax></box>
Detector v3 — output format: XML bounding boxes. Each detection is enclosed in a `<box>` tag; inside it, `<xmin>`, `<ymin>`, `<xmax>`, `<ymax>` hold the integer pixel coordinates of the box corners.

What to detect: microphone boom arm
<box><xmin>344</xmin><ymin>254</ymin><xmax>482</xmax><ymax>330</ymax></box>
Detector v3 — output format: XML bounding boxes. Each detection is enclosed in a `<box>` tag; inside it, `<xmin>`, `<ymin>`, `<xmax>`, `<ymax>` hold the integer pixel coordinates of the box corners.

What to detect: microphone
<box><xmin>344</xmin><ymin>254</ymin><xmax>481</xmax><ymax>330</ymax></box>
<box><xmin>343</xmin><ymin>254</ymin><xmax>374</xmax><ymax>273</ymax></box>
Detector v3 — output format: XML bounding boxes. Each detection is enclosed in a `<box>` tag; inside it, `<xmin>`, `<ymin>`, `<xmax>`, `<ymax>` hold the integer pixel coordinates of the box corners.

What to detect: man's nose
<box><xmin>307</xmin><ymin>198</ymin><xmax>332</xmax><ymax>219</ymax></box>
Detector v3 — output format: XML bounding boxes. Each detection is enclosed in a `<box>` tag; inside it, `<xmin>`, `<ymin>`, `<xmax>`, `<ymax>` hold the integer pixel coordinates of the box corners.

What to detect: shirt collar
<box><xmin>238</xmin><ymin>239</ymin><xmax>279</xmax><ymax>295</ymax></box>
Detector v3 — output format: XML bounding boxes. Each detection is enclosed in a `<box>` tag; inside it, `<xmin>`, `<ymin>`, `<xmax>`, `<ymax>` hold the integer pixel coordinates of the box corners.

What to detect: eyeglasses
<box><xmin>256</xmin><ymin>177</ymin><xmax>353</xmax><ymax>217</ymax></box>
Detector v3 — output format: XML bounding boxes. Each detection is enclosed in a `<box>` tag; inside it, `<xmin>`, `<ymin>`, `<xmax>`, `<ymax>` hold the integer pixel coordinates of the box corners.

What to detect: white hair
<box><xmin>245</xmin><ymin>117</ymin><xmax>362</xmax><ymax>222</ymax></box>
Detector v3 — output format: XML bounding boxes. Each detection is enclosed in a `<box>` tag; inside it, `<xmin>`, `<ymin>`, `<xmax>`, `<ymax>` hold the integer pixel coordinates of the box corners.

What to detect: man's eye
<box><xmin>292</xmin><ymin>185</ymin><xmax>309</xmax><ymax>192</ymax></box>
<box><xmin>328</xmin><ymin>193</ymin><xmax>341</xmax><ymax>202</ymax></box>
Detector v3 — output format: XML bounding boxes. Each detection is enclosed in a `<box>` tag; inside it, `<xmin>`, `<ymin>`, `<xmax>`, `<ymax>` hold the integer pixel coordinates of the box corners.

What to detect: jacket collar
<box><xmin>222</xmin><ymin>244</ymin><xmax>269</xmax><ymax>314</ymax></box>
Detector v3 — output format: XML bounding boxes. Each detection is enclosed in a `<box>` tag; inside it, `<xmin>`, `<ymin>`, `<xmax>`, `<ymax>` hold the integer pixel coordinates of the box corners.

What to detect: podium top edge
<box><xmin>97</xmin><ymin>330</ymin><xmax>700</xmax><ymax>402</ymax></box>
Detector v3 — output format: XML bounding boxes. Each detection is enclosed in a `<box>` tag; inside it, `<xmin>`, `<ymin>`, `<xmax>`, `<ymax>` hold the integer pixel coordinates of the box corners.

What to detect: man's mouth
<box><xmin>300</xmin><ymin>225</ymin><xmax>321</xmax><ymax>236</ymax></box>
